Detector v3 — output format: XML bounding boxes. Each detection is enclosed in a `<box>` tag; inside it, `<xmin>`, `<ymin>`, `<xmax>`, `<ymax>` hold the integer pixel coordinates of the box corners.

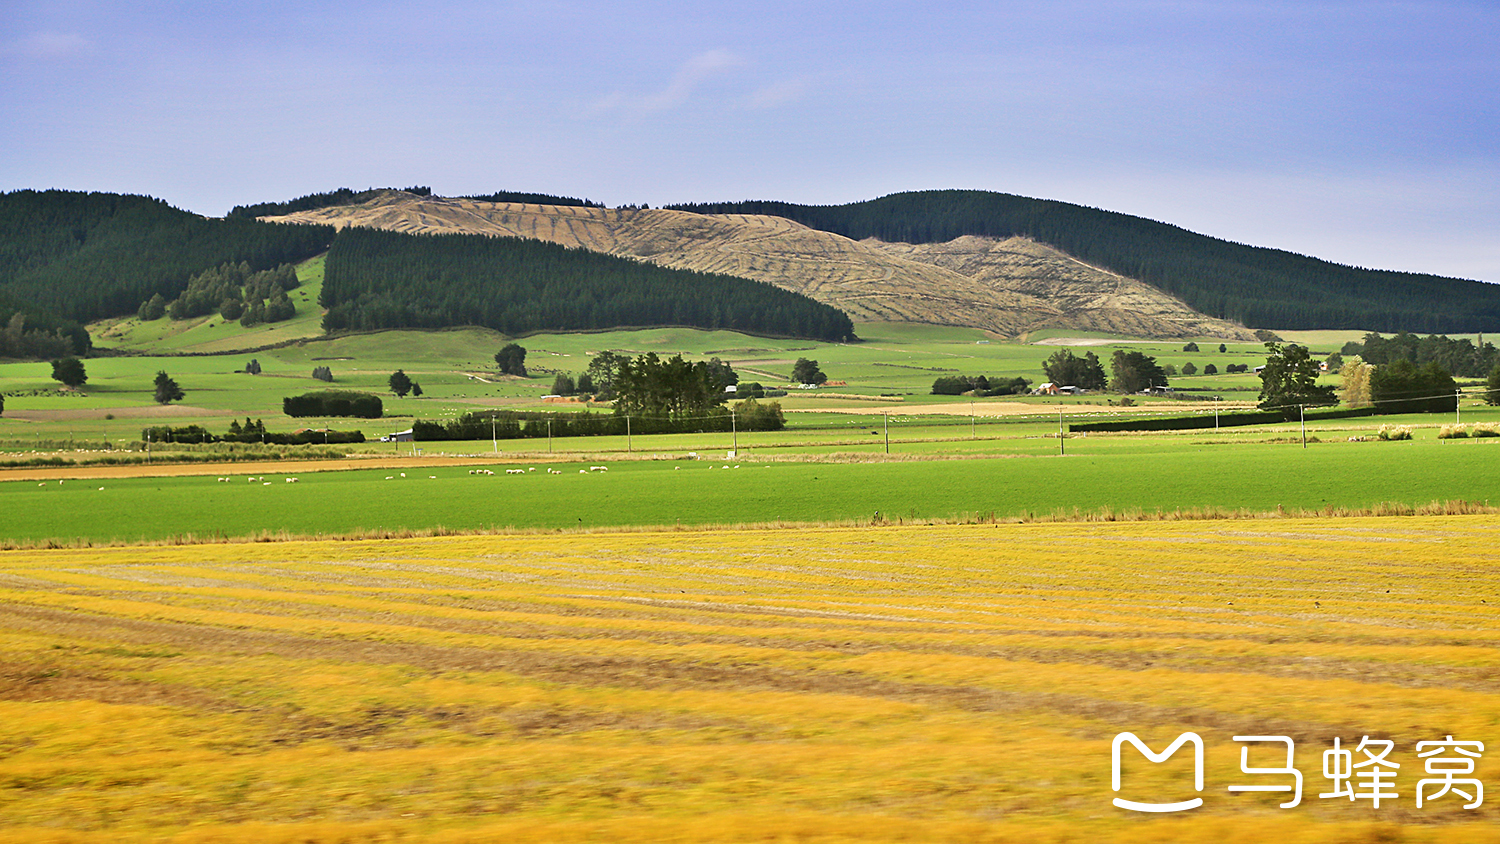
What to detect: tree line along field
<box><xmin>0</xmin><ymin>519</ymin><xmax>1495</xmax><ymax>842</ymax></box>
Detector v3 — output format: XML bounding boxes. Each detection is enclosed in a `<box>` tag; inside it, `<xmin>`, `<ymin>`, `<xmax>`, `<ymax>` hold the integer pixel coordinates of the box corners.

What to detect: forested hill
<box><xmin>667</xmin><ymin>190</ymin><xmax>1500</xmax><ymax>334</ymax></box>
<box><xmin>0</xmin><ymin>190</ymin><xmax>334</xmax><ymax>325</ymax></box>
<box><xmin>229</xmin><ymin>187</ymin><xmax>602</xmax><ymax>220</ymax></box>
<box><xmin>321</xmin><ymin>227</ymin><xmax>856</xmax><ymax>341</ymax></box>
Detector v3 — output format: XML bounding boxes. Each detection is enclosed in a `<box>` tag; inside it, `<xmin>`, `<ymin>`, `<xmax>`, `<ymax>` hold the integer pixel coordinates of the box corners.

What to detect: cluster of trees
<box><xmin>1343</xmin><ymin>332</ymin><xmax>1499</xmax><ymax>378</ymax></box>
<box><xmin>461</xmin><ymin>191</ymin><xmax>604</xmax><ymax>208</ymax></box>
<box><xmin>0</xmin><ymin>190</ymin><xmax>330</xmax><ymax>326</ymax></box>
<box><xmin>283</xmin><ymin>390</ymin><xmax>384</xmax><ymax>418</ymax></box>
<box><xmin>792</xmin><ymin>358</ymin><xmax>826</xmax><ymax>386</ymax></box>
<box><xmin>1369</xmin><ymin>361</ymin><xmax>1458</xmax><ymax>414</ymax></box>
<box><xmin>1257</xmin><ymin>343</ymin><xmax>1337</xmax><ymax>418</ymax></box>
<box><xmin>137</xmin><ymin>261</ymin><xmax>299</xmax><ymax>326</ymax></box>
<box><xmin>411</xmin><ymin>398</ymin><xmax>785</xmax><ymax>442</ymax></box>
<box><xmin>1037</xmin><ymin>348</ymin><xmax>1177</xmax><ymax>393</ymax></box>
<box><xmin>228</xmin><ymin>418</ymin><xmax>266</xmax><ymax>439</ymax></box>
<box><xmin>388</xmin><ymin>370</ymin><xmax>423</xmax><ymax>398</ymax></box>
<box><xmin>227</xmin><ymin>186</ymin><xmax>432</xmax><ymax>220</ymax></box>
<box><xmin>245</xmin><ymin>359</ymin><xmax>262</xmax><ymax>374</ymax></box>
<box><xmin>1109</xmin><ymin>350</ymin><xmax>1170</xmax><ymax>394</ymax></box>
<box><xmin>143</xmin><ymin>421</ymin><xmax>365</xmax><ymax>445</ymax></box>
<box><xmin>0</xmin><ymin>308</ymin><xmax>87</xmax><ymax>360</ymax></box>
<box><xmin>1041</xmin><ymin>349</ymin><xmax>1107</xmax><ymax>390</ymax></box>
<box><xmin>930</xmin><ymin>374</ymin><xmax>1031</xmax><ymax>396</ymax></box>
<box><xmin>611</xmin><ymin>353</ymin><xmax>739</xmax><ymax>420</ymax></box>
<box><xmin>311</xmin><ymin>365</ymin><xmax>334</xmax><ymax>382</ymax></box>
<box><xmin>668</xmin><ymin>190</ymin><xmax>1500</xmax><ymax>333</ymax></box>
<box><xmin>319</xmin><ymin>227</ymin><xmax>856</xmax><ymax>341</ymax></box>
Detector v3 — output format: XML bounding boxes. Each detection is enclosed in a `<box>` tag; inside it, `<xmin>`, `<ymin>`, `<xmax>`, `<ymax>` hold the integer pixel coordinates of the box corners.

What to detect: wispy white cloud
<box><xmin>592</xmin><ymin>49</ymin><xmax>744</xmax><ymax>115</ymax></box>
<box><xmin>746</xmin><ymin>78</ymin><xmax>807</xmax><ymax>110</ymax></box>
<box><xmin>7</xmin><ymin>31</ymin><xmax>90</xmax><ymax>60</ymax></box>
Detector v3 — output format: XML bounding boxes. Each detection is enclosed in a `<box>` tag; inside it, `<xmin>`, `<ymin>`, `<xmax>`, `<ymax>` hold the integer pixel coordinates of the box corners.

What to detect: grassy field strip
<box><xmin>5</xmin><ymin>438</ymin><xmax>1500</xmax><ymax>543</ymax></box>
<box><xmin>1</xmin><ymin>518</ymin><xmax>1497</xmax><ymax>841</ymax></box>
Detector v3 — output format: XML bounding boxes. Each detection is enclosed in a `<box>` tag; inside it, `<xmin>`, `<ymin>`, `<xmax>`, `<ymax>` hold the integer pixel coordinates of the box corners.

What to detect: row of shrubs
<box><xmin>1437</xmin><ymin>423</ymin><xmax>1500</xmax><ymax>439</ymax></box>
<box><xmin>283</xmin><ymin>391</ymin><xmax>383</xmax><ymax>418</ymax></box>
<box><xmin>1376</xmin><ymin>425</ymin><xmax>1413</xmax><ymax>441</ymax></box>
<box><xmin>411</xmin><ymin>400</ymin><xmax>786</xmax><ymax>441</ymax></box>
<box><xmin>1069</xmin><ymin>406</ymin><xmax>1380</xmax><ymax>433</ymax></box>
<box><xmin>930</xmin><ymin>375</ymin><xmax>1032</xmax><ymax>397</ymax></box>
<box><xmin>141</xmin><ymin>425</ymin><xmax>365</xmax><ymax>445</ymax></box>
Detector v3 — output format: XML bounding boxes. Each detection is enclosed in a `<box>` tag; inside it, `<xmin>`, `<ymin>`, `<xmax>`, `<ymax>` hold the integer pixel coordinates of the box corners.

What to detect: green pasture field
<box><xmin>5</xmin><ymin>432</ymin><xmax>1500</xmax><ymax>544</ymax></box>
<box><xmin>88</xmin><ymin>255</ymin><xmax>329</xmax><ymax>353</ymax></box>
<box><xmin>2</xmin><ymin>317</ymin><xmax>1302</xmax><ymax>447</ymax></box>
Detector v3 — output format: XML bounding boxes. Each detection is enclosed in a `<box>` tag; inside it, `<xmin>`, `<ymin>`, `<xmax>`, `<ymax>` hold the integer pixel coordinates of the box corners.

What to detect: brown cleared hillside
<box><xmin>265</xmin><ymin>191</ymin><xmax>1255</xmax><ymax>340</ymax></box>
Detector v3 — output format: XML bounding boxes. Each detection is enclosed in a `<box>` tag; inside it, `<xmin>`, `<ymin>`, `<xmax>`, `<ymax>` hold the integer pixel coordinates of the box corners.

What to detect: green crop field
<box><xmin>5</xmin><ymin>433</ymin><xmax>1499</xmax><ymax>545</ymax></box>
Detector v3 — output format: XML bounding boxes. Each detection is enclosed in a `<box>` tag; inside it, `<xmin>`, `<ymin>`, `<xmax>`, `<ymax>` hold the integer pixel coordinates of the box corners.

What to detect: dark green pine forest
<box><xmin>668</xmin><ymin>190</ymin><xmax>1500</xmax><ymax>333</ymax></box>
<box><xmin>0</xmin><ymin>190</ymin><xmax>334</xmax><ymax>327</ymax></box>
<box><xmin>320</xmin><ymin>227</ymin><xmax>856</xmax><ymax>341</ymax></box>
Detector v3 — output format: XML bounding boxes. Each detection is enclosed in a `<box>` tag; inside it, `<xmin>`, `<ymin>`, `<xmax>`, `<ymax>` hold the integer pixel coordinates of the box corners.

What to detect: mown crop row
<box><xmin>0</xmin><ymin>517</ymin><xmax>1496</xmax><ymax>842</ymax></box>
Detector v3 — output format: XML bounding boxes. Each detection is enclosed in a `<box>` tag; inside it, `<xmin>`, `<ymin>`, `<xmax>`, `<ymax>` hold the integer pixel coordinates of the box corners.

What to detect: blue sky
<box><xmin>3</xmin><ymin>1</ymin><xmax>1497</xmax><ymax>281</ymax></box>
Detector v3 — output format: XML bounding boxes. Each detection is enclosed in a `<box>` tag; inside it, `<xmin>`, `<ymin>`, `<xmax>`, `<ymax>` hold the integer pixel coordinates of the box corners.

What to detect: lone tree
<box><xmin>51</xmin><ymin>357</ymin><xmax>87</xmax><ymax>389</ymax></box>
<box><xmin>389</xmin><ymin>370</ymin><xmax>413</xmax><ymax>398</ymax></box>
<box><xmin>495</xmin><ymin>343</ymin><xmax>528</xmax><ymax>377</ymax></box>
<box><xmin>153</xmin><ymin>371</ymin><xmax>184</xmax><ymax>405</ymax></box>
<box><xmin>792</xmin><ymin>358</ymin><xmax>827</xmax><ymax>386</ymax></box>
<box><xmin>1257</xmin><ymin>342</ymin><xmax>1335</xmax><ymax>419</ymax></box>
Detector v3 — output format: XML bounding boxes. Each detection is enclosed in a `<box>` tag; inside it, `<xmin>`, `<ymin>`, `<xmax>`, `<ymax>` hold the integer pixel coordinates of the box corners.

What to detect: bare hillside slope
<box><xmin>265</xmin><ymin>191</ymin><xmax>1254</xmax><ymax>339</ymax></box>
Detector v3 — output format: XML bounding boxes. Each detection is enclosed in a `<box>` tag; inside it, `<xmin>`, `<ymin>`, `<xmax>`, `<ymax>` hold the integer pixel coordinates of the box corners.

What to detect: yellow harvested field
<box><xmin>1</xmin><ymin>517</ymin><xmax>1497</xmax><ymax>842</ymax></box>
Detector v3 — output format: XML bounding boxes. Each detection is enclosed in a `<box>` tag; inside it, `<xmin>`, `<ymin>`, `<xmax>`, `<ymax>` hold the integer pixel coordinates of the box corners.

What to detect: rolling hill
<box><xmin>263</xmin><ymin>191</ymin><xmax>1257</xmax><ymax>340</ymax></box>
